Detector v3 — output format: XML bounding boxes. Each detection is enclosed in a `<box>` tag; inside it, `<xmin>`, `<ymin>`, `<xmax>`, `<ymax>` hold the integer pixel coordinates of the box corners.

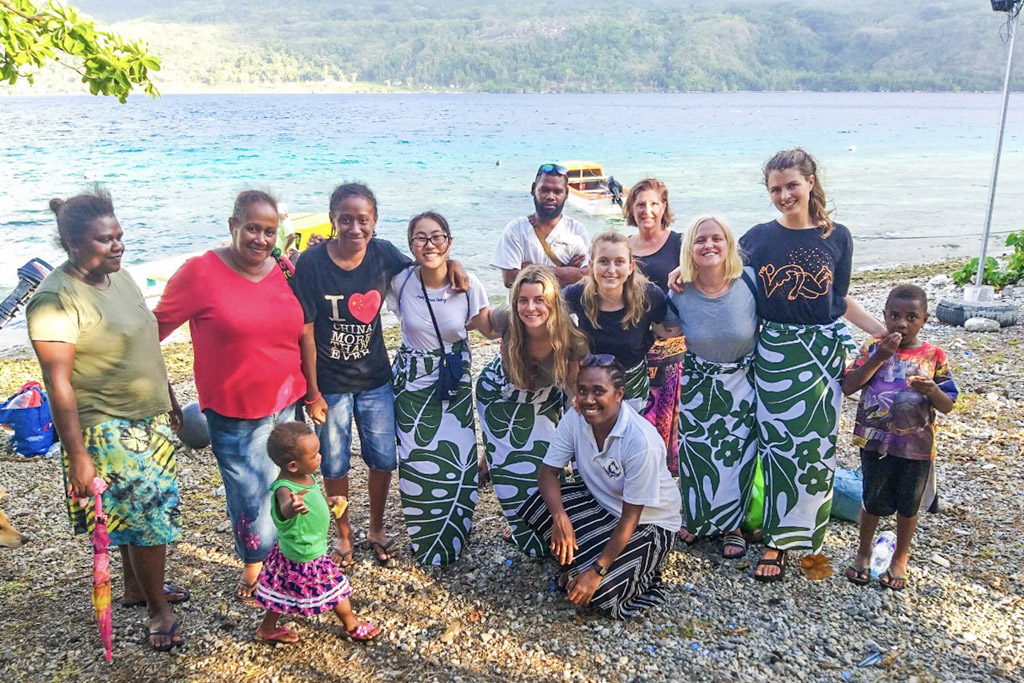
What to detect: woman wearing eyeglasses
<box><xmin>387</xmin><ymin>212</ymin><xmax>497</xmax><ymax>566</ymax></box>
<box><xmin>519</xmin><ymin>355</ymin><xmax>681</xmax><ymax>619</ymax></box>
<box><xmin>475</xmin><ymin>266</ymin><xmax>589</xmax><ymax>557</ymax></box>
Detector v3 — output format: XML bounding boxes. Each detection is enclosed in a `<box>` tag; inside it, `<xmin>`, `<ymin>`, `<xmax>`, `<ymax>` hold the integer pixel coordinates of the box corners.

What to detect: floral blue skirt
<box><xmin>62</xmin><ymin>413</ymin><xmax>181</xmax><ymax>547</ymax></box>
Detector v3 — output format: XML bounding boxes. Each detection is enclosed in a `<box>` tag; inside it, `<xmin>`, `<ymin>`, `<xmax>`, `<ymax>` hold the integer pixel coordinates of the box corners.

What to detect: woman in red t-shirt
<box><xmin>154</xmin><ymin>190</ymin><xmax>306</xmax><ymax>601</ymax></box>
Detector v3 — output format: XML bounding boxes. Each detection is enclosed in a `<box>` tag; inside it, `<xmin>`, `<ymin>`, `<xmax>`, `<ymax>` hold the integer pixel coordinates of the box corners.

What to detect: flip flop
<box><xmin>255</xmin><ymin>624</ymin><xmax>299</xmax><ymax>645</ymax></box>
<box><xmin>845</xmin><ymin>564</ymin><xmax>871</xmax><ymax>586</ymax></box>
<box><xmin>236</xmin><ymin>578</ymin><xmax>258</xmax><ymax>603</ymax></box>
<box><xmin>123</xmin><ymin>583</ymin><xmax>191</xmax><ymax>608</ymax></box>
<box><xmin>753</xmin><ymin>549</ymin><xmax>788</xmax><ymax>583</ymax></box>
<box><xmin>148</xmin><ymin>619</ymin><xmax>184</xmax><ymax>652</ymax></box>
<box><xmin>365</xmin><ymin>538</ymin><xmax>398</xmax><ymax>567</ymax></box>
<box><xmin>880</xmin><ymin>568</ymin><xmax>908</xmax><ymax>591</ymax></box>
<box><xmin>344</xmin><ymin>621</ymin><xmax>381</xmax><ymax>642</ymax></box>
<box><xmin>722</xmin><ymin>532</ymin><xmax>747</xmax><ymax>559</ymax></box>
<box><xmin>331</xmin><ymin>543</ymin><xmax>355</xmax><ymax>569</ymax></box>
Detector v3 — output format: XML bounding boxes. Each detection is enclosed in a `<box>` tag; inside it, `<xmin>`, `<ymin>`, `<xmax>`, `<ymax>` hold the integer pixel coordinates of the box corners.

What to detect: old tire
<box><xmin>935</xmin><ymin>298</ymin><xmax>1018</xmax><ymax>328</ymax></box>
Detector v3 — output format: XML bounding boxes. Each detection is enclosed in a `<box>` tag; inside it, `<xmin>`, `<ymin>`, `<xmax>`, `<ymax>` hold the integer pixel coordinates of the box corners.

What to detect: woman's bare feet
<box><xmin>677</xmin><ymin>528</ymin><xmax>698</xmax><ymax>545</ymax></box>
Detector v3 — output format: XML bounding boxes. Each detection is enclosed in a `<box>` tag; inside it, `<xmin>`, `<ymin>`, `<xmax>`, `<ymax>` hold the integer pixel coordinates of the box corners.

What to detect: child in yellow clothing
<box><xmin>254</xmin><ymin>422</ymin><xmax>381</xmax><ymax>644</ymax></box>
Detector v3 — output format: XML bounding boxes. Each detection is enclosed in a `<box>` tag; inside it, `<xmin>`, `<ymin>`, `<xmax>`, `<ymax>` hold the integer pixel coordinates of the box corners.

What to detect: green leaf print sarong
<box><xmin>392</xmin><ymin>341</ymin><xmax>478</xmax><ymax>566</ymax></box>
<box><xmin>677</xmin><ymin>352</ymin><xmax>757</xmax><ymax>537</ymax></box>
<box><xmin>623</xmin><ymin>358</ymin><xmax>651</xmax><ymax>413</ymax></box>
<box><xmin>755</xmin><ymin>320</ymin><xmax>857</xmax><ymax>553</ymax></box>
<box><xmin>475</xmin><ymin>355</ymin><xmax>566</xmax><ymax>557</ymax></box>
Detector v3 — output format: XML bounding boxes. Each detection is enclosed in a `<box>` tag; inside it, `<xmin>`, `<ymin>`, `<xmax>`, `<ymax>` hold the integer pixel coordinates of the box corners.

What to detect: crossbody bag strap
<box><xmin>529</xmin><ymin>215</ymin><xmax>565</xmax><ymax>267</ymax></box>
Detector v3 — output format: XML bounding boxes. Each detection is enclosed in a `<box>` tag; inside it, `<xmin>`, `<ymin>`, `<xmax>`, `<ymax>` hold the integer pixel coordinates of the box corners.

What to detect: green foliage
<box><xmin>0</xmin><ymin>0</ymin><xmax>160</xmax><ymax>101</ymax></box>
<box><xmin>1006</xmin><ymin>231</ymin><xmax>1024</xmax><ymax>277</ymax></box>
<box><xmin>24</xmin><ymin>0</ymin><xmax>1024</xmax><ymax>93</ymax></box>
<box><xmin>951</xmin><ymin>231</ymin><xmax>1024</xmax><ymax>287</ymax></box>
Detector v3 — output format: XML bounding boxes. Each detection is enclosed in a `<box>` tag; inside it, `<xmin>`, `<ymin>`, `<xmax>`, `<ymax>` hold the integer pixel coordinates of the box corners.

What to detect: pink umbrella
<box><xmin>77</xmin><ymin>477</ymin><xmax>113</xmax><ymax>662</ymax></box>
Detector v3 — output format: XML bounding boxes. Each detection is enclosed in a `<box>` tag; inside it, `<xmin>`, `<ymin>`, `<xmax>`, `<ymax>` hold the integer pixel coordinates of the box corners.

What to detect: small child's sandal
<box><xmin>255</xmin><ymin>624</ymin><xmax>299</xmax><ymax>645</ymax></box>
<box><xmin>345</xmin><ymin>621</ymin><xmax>381</xmax><ymax>641</ymax></box>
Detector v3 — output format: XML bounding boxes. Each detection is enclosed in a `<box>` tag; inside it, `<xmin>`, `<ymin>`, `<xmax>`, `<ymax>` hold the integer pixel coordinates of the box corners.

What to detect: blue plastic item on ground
<box><xmin>0</xmin><ymin>381</ymin><xmax>55</xmax><ymax>456</ymax></box>
<box><xmin>831</xmin><ymin>467</ymin><xmax>863</xmax><ymax>522</ymax></box>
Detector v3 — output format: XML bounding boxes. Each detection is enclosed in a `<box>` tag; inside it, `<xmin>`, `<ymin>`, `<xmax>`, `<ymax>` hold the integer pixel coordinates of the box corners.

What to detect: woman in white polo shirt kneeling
<box><xmin>519</xmin><ymin>354</ymin><xmax>682</xmax><ymax>619</ymax></box>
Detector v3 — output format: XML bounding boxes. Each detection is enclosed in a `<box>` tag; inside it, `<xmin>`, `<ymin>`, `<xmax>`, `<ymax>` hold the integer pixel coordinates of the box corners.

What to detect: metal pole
<box><xmin>977</xmin><ymin>4</ymin><xmax>1021</xmax><ymax>287</ymax></box>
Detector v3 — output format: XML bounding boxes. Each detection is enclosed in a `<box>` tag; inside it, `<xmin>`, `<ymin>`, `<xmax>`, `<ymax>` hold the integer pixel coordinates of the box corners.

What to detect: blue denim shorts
<box><xmin>204</xmin><ymin>402</ymin><xmax>303</xmax><ymax>564</ymax></box>
<box><xmin>317</xmin><ymin>382</ymin><xmax>397</xmax><ymax>480</ymax></box>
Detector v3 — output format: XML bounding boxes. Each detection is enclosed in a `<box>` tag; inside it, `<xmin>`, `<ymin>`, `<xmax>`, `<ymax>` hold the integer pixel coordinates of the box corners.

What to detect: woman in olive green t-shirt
<box><xmin>26</xmin><ymin>190</ymin><xmax>185</xmax><ymax>652</ymax></box>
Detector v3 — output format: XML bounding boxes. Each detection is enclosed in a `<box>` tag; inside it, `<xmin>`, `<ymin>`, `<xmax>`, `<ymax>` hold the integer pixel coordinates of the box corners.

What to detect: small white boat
<box><xmin>559</xmin><ymin>161</ymin><xmax>628</xmax><ymax>217</ymax></box>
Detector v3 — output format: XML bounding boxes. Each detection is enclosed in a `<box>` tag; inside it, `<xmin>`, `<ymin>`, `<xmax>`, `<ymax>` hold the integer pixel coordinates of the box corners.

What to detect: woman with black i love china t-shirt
<box><xmin>295</xmin><ymin>183</ymin><xmax>467</xmax><ymax>568</ymax></box>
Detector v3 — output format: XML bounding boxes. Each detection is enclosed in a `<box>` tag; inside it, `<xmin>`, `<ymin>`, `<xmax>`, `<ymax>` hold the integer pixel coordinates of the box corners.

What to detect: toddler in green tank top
<box><xmin>253</xmin><ymin>422</ymin><xmax>381</xmax><ymax>644</ymax></box>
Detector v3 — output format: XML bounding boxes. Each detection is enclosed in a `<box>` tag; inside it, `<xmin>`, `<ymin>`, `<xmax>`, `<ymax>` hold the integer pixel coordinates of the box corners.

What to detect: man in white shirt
<box><xmin>490</xmin><ymin>164</ymin><xmax>591</xmax><ymax>288</ymax></box>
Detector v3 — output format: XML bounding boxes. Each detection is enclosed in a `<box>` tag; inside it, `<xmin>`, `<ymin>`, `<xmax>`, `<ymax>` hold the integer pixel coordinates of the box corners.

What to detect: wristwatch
<box><xmin>593</xmin><ymin>561</ymin><xmax>609</xmax><ymax>577</ymax></box>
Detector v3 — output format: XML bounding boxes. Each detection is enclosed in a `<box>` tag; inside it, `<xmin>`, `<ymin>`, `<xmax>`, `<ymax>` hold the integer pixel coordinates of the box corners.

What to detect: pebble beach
<box><xmin>0</xmin><ymin>260</ymin><xmax>1022</xmax><ymax>682</ymax></box>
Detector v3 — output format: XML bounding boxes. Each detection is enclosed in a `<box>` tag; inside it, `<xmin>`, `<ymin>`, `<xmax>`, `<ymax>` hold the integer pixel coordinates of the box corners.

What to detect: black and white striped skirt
<box><xmin>518</xmin><ymin>481</ymin><xmax>675</xmax><ymax>619</ymax></box>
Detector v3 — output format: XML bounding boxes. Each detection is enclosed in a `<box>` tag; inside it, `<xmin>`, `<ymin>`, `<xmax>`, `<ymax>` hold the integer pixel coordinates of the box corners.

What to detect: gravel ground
<box><xmin>0</xmin><ymin>265</ymin><xmax>1022</xmax><ymax>682</ymax></box>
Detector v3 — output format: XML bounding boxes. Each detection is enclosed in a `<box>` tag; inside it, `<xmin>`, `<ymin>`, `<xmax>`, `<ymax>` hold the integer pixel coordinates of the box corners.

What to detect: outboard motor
<box><xmin>0</xmin><ymin>259</ymin><xmax>53</xmax><ymax>331</ymax></box>
<box><xmin>607</xmin><ymin>176</ymin><xmax>624</xmax><ymax>207</ymax></box>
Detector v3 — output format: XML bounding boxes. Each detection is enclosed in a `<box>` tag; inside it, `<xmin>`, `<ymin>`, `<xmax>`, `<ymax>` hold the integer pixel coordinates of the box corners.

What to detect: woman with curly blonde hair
<box><xmin>562</xmin><ymin>231</ymin><xmax>670</xmax><ymax>410</ymax></box>
<box><xmin>476</xmin><ymin>266</ymin><xmax>589</xmax><ymax>556</ymax></box>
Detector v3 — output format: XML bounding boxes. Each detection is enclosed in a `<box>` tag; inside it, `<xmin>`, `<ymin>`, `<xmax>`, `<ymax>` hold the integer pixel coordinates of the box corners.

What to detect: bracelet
<box><xmin>303</xmin><ymin>392</ymin><xmax>322</xmax><ymax>406</ymax></box>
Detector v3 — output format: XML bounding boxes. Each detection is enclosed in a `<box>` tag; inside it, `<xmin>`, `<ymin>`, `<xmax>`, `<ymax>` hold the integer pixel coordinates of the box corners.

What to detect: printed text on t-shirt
<box><xmin>324</xmin><ymin>291</ymin><xmax>380</xmax><ymax>360</ymax></box>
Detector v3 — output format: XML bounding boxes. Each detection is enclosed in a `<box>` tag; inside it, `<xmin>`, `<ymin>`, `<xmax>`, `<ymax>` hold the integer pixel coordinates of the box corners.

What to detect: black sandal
<box><xmin>722</xmin><ymin>532</ymin><xmax>747</xmax><ymax>559</ymax></box>
<box><xmin>753</xmin><ymin>548</ymin><xmax>787</xmax><ymax>583</ymax></box>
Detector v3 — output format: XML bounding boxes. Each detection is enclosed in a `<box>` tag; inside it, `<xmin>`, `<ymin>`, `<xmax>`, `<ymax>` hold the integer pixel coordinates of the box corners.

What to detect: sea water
<box><xmin>1</xmin><ymin>92</ymin><xmax>1021</xmax><ymax>323</ymax></box>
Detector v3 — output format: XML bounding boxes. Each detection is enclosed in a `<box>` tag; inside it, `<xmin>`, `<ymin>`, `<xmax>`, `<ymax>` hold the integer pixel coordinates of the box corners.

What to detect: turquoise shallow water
<box><xmin>2</xmin><ymin>92</ymin><xmax>1022</xmax><ymax>299</ymax></box>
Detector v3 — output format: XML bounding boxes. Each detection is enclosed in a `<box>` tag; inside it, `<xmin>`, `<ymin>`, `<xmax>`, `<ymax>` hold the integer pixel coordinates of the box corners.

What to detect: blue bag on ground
<box><xmin>0</xmin><ymin>381</ymin><xmax>56</xmax><ymax>456</ymax></box>
<box><xmin>831</xmin><ymin>467</ymin><xmax>863</xmax><ymax>522</ymax></box>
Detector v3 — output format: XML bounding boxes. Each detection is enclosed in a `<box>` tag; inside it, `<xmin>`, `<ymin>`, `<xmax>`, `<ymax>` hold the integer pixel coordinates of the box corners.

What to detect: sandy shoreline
<box><xmin>1</xmin><ymin>260</ymin><xmax>1022</xmax><ymax>682</ymax></box>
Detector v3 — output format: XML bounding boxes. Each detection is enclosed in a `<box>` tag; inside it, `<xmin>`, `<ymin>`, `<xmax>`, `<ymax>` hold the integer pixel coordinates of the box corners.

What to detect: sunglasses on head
<box><xmin>536</xmin><ymin>163</ymin><xmax>568</xmax><ymax>178</ymax></box>
<box><xmin>580</xmin><ymin>353</ymin><xmax>620</xmax><ymax>370</ymax></box>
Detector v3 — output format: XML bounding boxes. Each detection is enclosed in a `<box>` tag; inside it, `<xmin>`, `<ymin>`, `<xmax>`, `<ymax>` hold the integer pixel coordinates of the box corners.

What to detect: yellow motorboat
<box><xmin>559</xmin><ymin>161</ymin><xmax>628</xmax><ymax>217</ymax></box>
<box><xmin>289</xmin><ymin>212</ymin><xmax>332</xmax><ymax>250</ymax></box>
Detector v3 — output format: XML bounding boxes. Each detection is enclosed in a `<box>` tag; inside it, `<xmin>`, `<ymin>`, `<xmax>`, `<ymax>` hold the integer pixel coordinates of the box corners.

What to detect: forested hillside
<box><xmin>12</xmin><ymin>0</ymin><xmax>1022</xmax><ymax>93</ymax></box>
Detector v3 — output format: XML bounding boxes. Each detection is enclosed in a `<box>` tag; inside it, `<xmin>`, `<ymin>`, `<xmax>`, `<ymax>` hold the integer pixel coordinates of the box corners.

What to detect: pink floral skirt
<box><xmin>255</xmin><ymin>543</ymin><xmax>352</xmax><ymax>616</ymax></box>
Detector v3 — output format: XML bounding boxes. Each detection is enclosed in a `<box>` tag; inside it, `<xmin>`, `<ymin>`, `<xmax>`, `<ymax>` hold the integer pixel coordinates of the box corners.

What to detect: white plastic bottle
<box><xmin>869</xmin><ymin>530</ymin><xmax>897</xmax><ymax>577</ymax></box>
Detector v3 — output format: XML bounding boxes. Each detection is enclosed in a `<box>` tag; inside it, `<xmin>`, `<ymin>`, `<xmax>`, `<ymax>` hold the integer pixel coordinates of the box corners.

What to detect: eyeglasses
<box><xmin>536</xmin><ymin>163</ymin><xmax>568</xmax><ymax>178</ymax></box>
<box><xmin>580</xmin><ymin>353</ymin><xmax>620</xmax><ymax>369</ymax></box>
<box><xmin>410</xmin><ymin>234</ymin><xmax>451</xmax><ymax>247</ymax></box>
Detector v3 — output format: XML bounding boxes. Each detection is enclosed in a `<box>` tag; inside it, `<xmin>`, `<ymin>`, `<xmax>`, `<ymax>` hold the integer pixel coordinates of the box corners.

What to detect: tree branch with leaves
<box><xmin>1</xmin><ymin>0</ymin><xmax>160</xmax><ymax>102</ymax></box>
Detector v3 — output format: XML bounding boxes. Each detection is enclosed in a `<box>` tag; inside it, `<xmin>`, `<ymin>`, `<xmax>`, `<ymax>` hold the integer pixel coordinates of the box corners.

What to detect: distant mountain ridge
<box><xmin>14</xmin><ymin>0</ymin><xmax>1023</xmax><ymax>93</ymax></box>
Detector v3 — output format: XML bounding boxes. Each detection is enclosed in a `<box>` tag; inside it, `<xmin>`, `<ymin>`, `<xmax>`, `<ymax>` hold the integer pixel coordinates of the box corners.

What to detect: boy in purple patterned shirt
<box><xmin>841</xmin><ymin>284</ymin><xmax>957</xmax><ymax>591</ymax></box>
